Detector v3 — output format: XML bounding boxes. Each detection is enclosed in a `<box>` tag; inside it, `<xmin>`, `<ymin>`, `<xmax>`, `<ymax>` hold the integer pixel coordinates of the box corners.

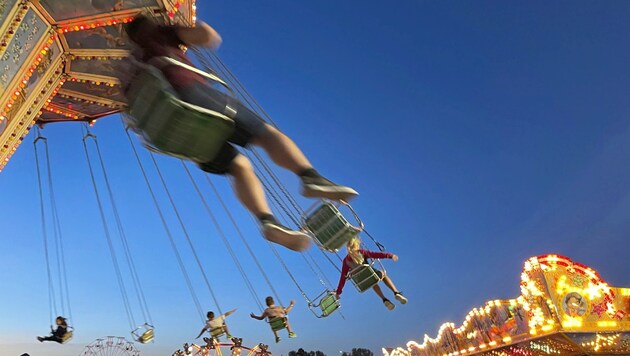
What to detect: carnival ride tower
<box><xmin>0</xmin><ymin>0</ymin><xmax>196</xmax><ymax>172</ymax></box>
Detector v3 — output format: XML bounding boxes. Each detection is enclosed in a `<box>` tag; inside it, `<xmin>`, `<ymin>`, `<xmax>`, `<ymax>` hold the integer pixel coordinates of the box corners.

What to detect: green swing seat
<box><xmin>303</xmin><ymin>202</ymin><xmax>361</xmax><ymax>252</ymax></box>
<box><xmin>307</xmin><ymin>290</ymin><xmax>341</xmax><ymax>318</ymax></box>
<box><xmin>268</xmin><ymin>317</ymin><xmax>288</xmax><ymax>332</ymax></box>
<box><xmin>349</xmin><ymin>264</ymin><xmax>382</xmax><ymax>293</ymax></box>
<box><xmin>125</xmin><ymin>62</ymin><xmax>235</xmax><ymax>164</ymax></box>
<box><xmin>319</xmin><ymin>292</ymin><xmax>341</xmax><ymax>317</ymax></box>
<box><xmin>210</xmin><ymin>326</ymin><xmax>226</xmax><ymax>339</ymax></box>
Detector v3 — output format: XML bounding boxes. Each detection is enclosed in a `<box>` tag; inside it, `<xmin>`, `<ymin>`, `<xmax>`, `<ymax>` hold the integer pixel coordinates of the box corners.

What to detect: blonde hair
<box><xmin>346</xmin><ymin>237</ymin><xmax>363</xmax><ymax>264</ymax></box>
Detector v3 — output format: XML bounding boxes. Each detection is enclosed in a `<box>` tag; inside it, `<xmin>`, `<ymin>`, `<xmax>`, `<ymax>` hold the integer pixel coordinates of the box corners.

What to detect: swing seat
<box><xmin>308</xmin><ymin>290</ymin><xmax>341</xmax><ymax>318</ymax></box>
<box><xmin>349</xmin><ymin>264</ymin><xmax>382</xmax><ymax>293</ymax></box>
<box><xmin>138</xmin><ymin>328</ymin><xmax>154</xmax><ymax>344</ymax></box>
<box><xmin>61</xmin><ymin>330</ymin><xmax>73</xmax><ymax>344</ymax></box>
<box><xmin>132</xmin><ymin>324</ymin><xmax>155</xmax><ymax>344</ymax></box>
<box><xmin>210</xmin><ymin>326</ymin><xmax>226</xmax><ymax>339</ymax></box>
<box><xmin>268</xmin><ymin>317</ymin><xmax>288</xmax><ymax>332</ymax></box>
<box><xmin>319</xmin><ymin>292</ymin><xmax>341</xmax><ymax>317</ymax></box>
<box><xmin>125</xmin><ymin>64</ymin><xmax>235</xmax><ymax>164</ymax></box>
<box><xmin>303</xmin><ymin>202</ymin><xmax>360</xmax><ymax>252</ymax></box>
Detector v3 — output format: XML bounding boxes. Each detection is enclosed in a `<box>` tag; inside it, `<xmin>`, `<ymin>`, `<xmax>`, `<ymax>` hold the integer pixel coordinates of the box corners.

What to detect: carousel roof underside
<box><xmin>0</xmin><ymin>0</ymin><xmax>195</xmax><ymax>171</ymax></box>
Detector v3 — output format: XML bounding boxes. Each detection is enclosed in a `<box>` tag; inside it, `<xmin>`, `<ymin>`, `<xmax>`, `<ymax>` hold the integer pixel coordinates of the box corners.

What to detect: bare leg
<box><xmin>251</xmin><ymin>124</ymin><xmax>358</xmax><ymax>201</ymax></box>
<box><xmin>228</xmin><ymin>154</ymin><xmax>271</xmax><ymax>217</ymax></box>
<box><xmin>228</xmin><ymin>154</ymin><xmax>310</xmax><ymax>251</ymax></box>
<box><xmin>372</xmin><ymin>284</ymin><xmax>386</xmax><ymax>299</ymax></box>
<box><xmin>250</xmin><ymin>124</ymin><xmax>312</xmax><ymax>174</ymax></box>
<box><xmin>382</xmin><ymin>275</ymin><xmax>400</xmax><ymax>294</ymax></box>
<box><xmin>285</xmin><ymin>320</ymin><xmax>293</xmax><ymax>333</ymax></box>
<box><xmin>223</xmin><ymin>324</ymin><xmax>231</xmax><ymax>336</ymax></box>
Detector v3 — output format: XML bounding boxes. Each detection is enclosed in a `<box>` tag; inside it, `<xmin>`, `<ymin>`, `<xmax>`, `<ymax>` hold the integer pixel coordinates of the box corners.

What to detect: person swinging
<box><xmin>250</xmin><ymin>296</ymin><xmax>297</xmax><ymax>343</ymax></box>
<box><xmin>335</xmin><ymin>237</ymin><xmax>408</xmax><ymax>310</ymax></box>
<box><xmin>196</xmin><ymin>309</ymin><xmax>237</xmax><ymax>341</ymax></box>
<box><xmin>124</xmin><ymin>16</ymin><xmax>358</xmax><ymax>253</ymax></box>
<box><xmin>36</xmin><ymin>316</ymin><xmax>68</xmax><ymax>343</ymax></box>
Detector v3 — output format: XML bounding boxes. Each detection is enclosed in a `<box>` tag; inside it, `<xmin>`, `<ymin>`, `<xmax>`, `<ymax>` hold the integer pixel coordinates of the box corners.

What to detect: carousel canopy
<box><xmin>0</xmin><ymin>0</ymin><xmax>196</xmax><ymax>171</ymax></box>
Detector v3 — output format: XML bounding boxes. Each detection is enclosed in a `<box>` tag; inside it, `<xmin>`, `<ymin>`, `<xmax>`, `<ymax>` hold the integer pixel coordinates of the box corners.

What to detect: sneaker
<box><xmin>275</xmin><ymin>336</ymin><xmax>281</xmax><ymax>343</ymax></box>
<box><xmin>383</xmin><ymin>299</ymin><xmax>396</xmax><ymax>310</ymax></box>
<box><xmin>301</xmin><ymin>175</ymin><xmax>359</xmax><ymax>201</ymax></box>
<box><xmin>261</xmin><ymin>218</ymin><xmax>311</xmax><ymax>251</ymax></box>
<box><xmin>288</xmin><ymin>332</ymin><xmax>297</xmax><ymax>338</ymax></box>
<box><xmin>395</xmin><ymin>292</ymin><xmax>408</xmax><ymax>304</ymax></box>
<box><xmin>37</xmin><ymin>337</ymin><xmax>43</xmax><ymax>342</ymax></box>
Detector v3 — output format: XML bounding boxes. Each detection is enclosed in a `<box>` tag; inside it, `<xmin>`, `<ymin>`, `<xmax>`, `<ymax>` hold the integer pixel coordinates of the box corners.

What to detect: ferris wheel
<box><xmin>80</xmin><ymin>336</ymin><xmax>140</xmax><ymax>356</ymax></box>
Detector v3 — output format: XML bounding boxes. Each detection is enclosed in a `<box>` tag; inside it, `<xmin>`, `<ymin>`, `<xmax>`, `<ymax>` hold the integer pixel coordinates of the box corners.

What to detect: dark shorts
<box><xmin>176</xmin><ymin>83</ymin><xmax>267</xmax><ymax>174</ymax></box>
<box><xmin>375</xmin><ymin>269</ymin><xmax>384</xmax><ymax>279</ymax></box>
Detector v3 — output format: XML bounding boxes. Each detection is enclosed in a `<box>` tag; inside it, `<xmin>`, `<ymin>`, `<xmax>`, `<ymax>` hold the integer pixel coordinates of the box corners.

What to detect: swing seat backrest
<box><xmin>268</xmin><ymin>317</ymin><xmax>288</xmax><ymax>332</ymax></box>
<box><xmin>304</xmin><ymin>202</ymin><xmax>359</xmax><ymax>252</ymax></box>
<box><xmin>349</xmin><ymin>264</ymin><xmax>382</xmax><ymax>293</ymax></box>
<box><xmin>125</xmin><ymin>64</ymin><xmax>235</xmax><ymax>164</ymax></box>
<box><xmin>319</xmin><ymin>292</ymin><xmax>341</xmax><ymax>317</ymax></box>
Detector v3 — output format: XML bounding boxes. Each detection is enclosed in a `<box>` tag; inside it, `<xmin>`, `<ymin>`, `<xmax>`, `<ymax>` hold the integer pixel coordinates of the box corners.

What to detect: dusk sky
<box><xmin>1</xmin><ymin>1</ymin><xmax>630</xmax><ymax>356</ymax></box>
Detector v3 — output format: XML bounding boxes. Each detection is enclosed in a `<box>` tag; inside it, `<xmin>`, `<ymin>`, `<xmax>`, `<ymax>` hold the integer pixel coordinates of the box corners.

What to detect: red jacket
<box><xmin>336</xmin><ymin>249</ymin><xmax>393</xmax><ymax>296</ymax></box>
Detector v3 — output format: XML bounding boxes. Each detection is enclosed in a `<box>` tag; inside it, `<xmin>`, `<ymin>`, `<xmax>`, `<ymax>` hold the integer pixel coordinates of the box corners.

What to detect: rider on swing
<box><xmin>36</xmin><ymin>316</ymin><xmax>68</xmax><ymax>343</ymax></box>
<box><xmin>124</xmin><ymin>16</ymin><xmax>358</xmax><ymax>252</ymax></box>
<box><xmin>250</xmin><ymin>296</ymin><xmax>297</xmax><ymax>343</ymax></box>
<box><xmin>336</xmin><ymin>237</ymin><xmax>408</xmax><ymax>310</ymax></box>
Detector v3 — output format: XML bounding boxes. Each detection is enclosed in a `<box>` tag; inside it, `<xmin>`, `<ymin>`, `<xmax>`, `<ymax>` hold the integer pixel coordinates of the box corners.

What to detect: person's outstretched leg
<box><xmin>251</xmin><ymin>124</ymin><xmax>359</xmax><ymax>201</ymax></box>
<box><xmin>223</xmin><ymin>324</ymin><xmax>233</xmax><ymax>339</ymax></box>
<box><xmin>37</xmin><ymin>336</ymin><xmax>59</xmax><ymax>343</ymax></box>
<box><xmin>228</xmin><ymin>154</ymin><xmax>310</xmax><ymax>251</ymax></box>
<box><xmin>373</xmin><ymin>284</ymin><xmax>395</xmax><ymax>310</ymax></box>
<box><xmin>285</xmin><ymin>319</ymin><xmax>297</xmax><ymax>338</ymax></box>
<box><xmin>382</xmin><ymin>275</ymin><xmax>407</xmax><ymax>304</ymax></box>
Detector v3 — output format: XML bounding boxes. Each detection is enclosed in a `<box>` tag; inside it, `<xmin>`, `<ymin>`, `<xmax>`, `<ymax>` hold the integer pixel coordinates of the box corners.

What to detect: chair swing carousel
<box><xmin>1</xmin><ymin>0</ymin><xmax>404</xmax><ymax>349</ymax></box>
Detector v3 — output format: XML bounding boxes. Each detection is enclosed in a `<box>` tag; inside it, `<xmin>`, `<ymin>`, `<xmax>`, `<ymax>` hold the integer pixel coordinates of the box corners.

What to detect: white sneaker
<box><xmin>262</xmin><ymin>221</ymin><xmax>311</xmax><ymax>252</ymax></box>
<box><xmin>395</xmin><ymin>292</ymin><xmax>408</xmax><ymax>304</ymax></box>
<box><xmin>301</xmin><ymin>176</ymin><xmax>359</xmax><ymax>201</ymax></box>
<box><xmin>383</xmin><ymin>299</ymin><xmax>396</xmax><ymax>310</ymax></box>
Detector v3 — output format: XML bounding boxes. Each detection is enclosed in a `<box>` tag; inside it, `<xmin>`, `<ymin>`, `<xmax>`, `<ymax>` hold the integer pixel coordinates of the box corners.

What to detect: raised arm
<box><xmin>361</xmin><ymin>249</ymin><xmax>394</xmax><ymax>260</ymax></box>
<box><xmin>176</xmin><ymin>21</ymin><xmax>222</xmax><ymax>49</ymax></box>
<box><xmin>335</xmin><ymin>260</ymin><xmax>350</xmax><ymax>297</ymax></box>
<box><xmin>250</xmin><ymin>311</ymin><xmax>266</xmax><ymax>321</ymax></box>
<box><xmin>224</xmin><ymin>308</ymin><xmax>237</xmax><ymax>317</ymax></box>
<box><xmin>284</xmin><ymin>300</ymin><xmax>296</xmax><ymax>314</ymax></box>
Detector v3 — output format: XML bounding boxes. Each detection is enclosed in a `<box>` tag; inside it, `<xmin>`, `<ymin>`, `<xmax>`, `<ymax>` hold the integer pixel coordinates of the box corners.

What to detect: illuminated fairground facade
<box><xmin>384</xmin><ymin>255</ymin><xmax>630</xmax><ymax>356</ymax></box>
<box><xmin>0</xmin><ymin>0</ymin><xmax>196</xmax><ymax>172</ymax></box>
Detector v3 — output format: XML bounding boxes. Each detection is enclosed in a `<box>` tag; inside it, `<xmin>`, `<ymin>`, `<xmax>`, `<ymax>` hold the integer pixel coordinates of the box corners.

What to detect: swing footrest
<box><xmin>349</xmin><ymin>264</ymin><xmax>382</xmax><ymax>293</ymax></box>
<box><xmin>304</xmin><ymin>202</ymin><xmax>359</xmax><ymax>252</ymax></box>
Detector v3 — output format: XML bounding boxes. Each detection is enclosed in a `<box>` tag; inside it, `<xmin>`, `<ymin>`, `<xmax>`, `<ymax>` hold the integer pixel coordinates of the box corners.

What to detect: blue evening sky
<box><xmin>1</xmin><ymin>1</ymin><xmax>630</xmax><ymax>355</ymax></box>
